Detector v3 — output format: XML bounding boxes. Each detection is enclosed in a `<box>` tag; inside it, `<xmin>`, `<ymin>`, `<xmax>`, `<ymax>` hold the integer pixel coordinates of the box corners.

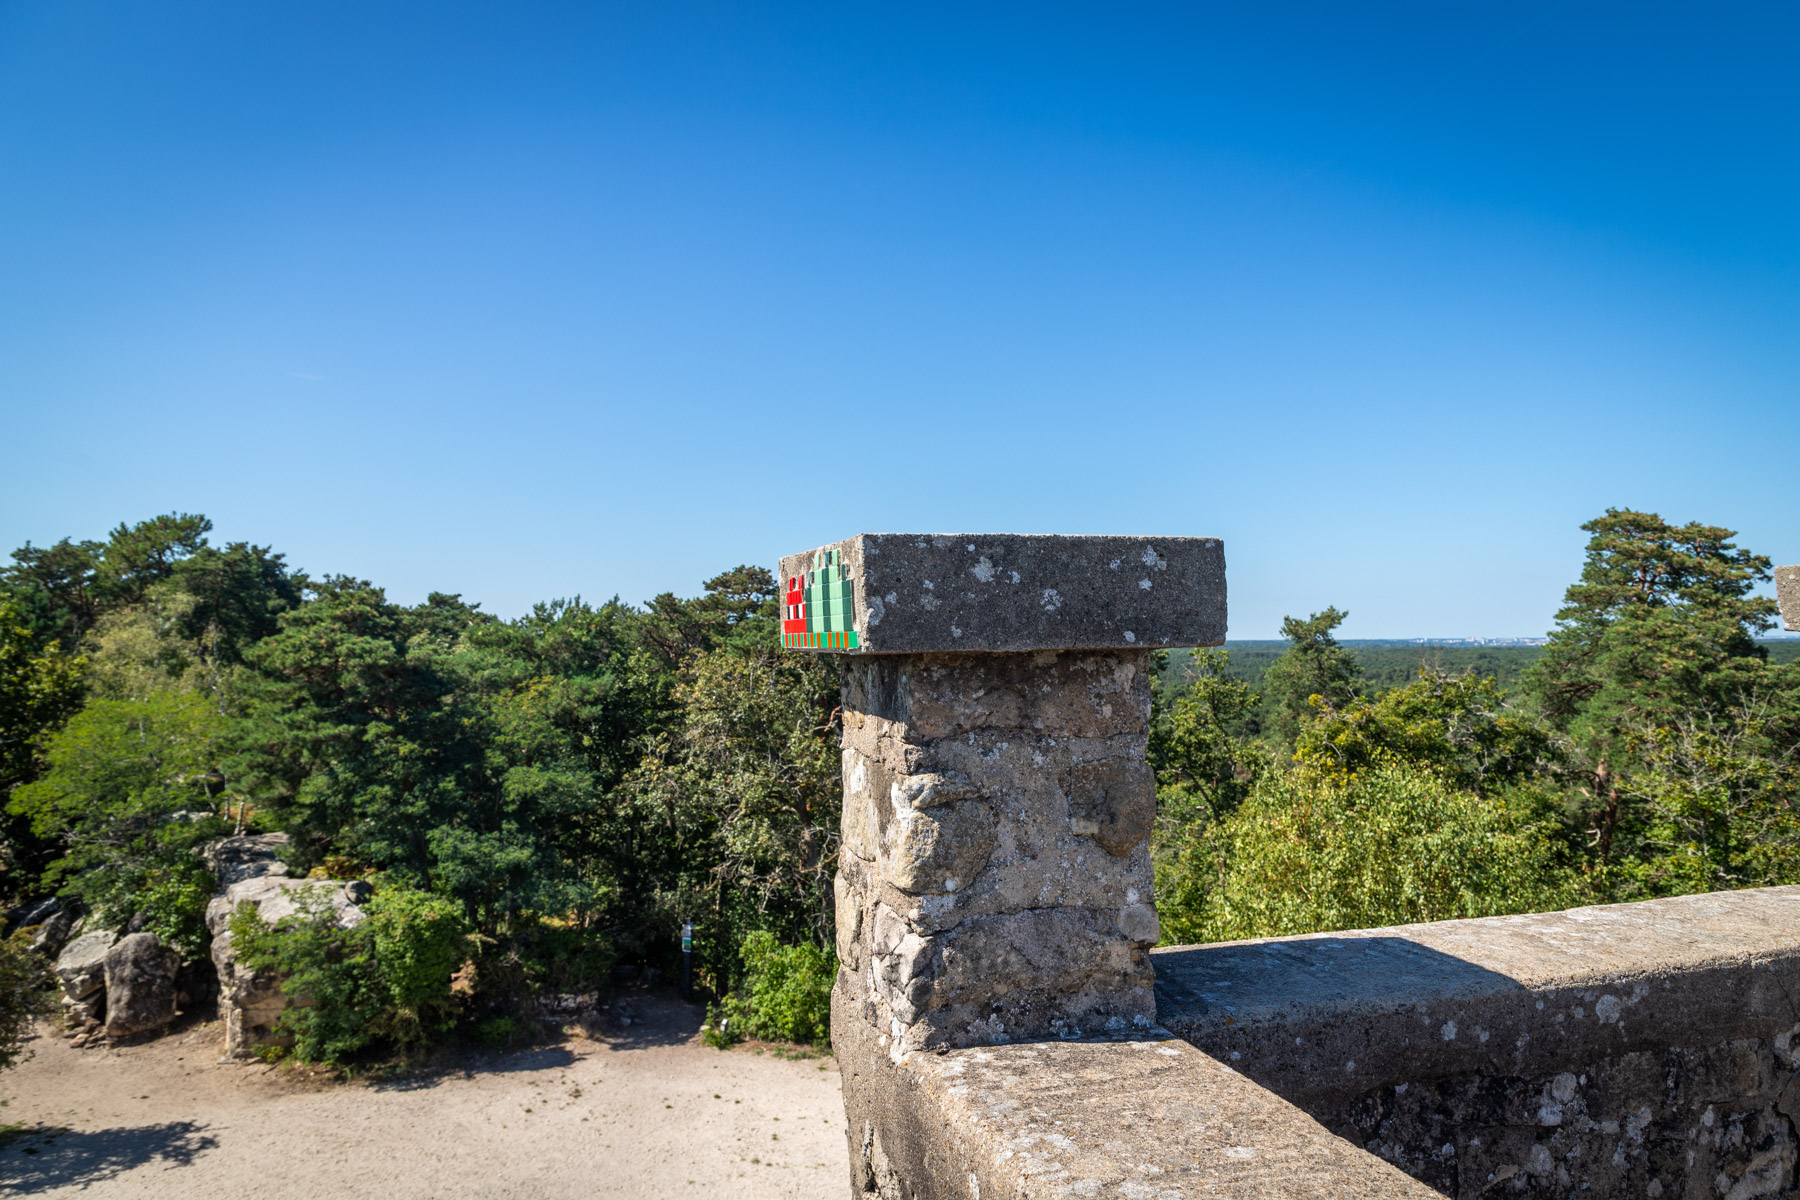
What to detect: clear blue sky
<box><xmin>3</xmin><ymin>3</ymin><xmax>1796</xmax><ymax>638</ymax></box>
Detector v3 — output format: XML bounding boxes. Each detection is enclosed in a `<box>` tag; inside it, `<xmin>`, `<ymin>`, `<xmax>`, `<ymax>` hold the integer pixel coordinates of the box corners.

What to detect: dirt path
<box><xmin>0</xmin><ymin>992</ymin><xmax>849</xmax><ymax>1198</ymax></box>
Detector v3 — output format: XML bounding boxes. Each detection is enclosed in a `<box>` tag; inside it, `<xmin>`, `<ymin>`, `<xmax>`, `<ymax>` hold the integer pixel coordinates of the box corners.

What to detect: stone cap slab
<box><xmin>1777</xmin><ymin>564</ymin><xmax>1800</xmax><ymax>631</ymax></box>
<box><xmin>776</xmin><ymin>533</ymin><xmax>1225</xmax><ymax>653</ymax></box>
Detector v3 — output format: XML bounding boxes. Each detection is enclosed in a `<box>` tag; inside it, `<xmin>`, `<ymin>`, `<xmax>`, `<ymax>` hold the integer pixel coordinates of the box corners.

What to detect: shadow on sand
<box><xmin>0</xmin><ymin>1121</ymin><xmax>219</xmax><ymax>1193</ymax></box>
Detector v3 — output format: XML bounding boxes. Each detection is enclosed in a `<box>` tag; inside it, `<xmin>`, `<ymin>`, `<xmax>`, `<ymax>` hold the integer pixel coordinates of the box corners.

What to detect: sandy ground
<box><xmin>0</xmin><ymin>990</ymin><xmax>849</xmax><ymax>1198</ymax></box>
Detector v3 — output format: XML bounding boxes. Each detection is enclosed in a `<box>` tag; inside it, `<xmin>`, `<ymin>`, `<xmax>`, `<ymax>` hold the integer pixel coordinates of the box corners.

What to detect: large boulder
<box><xmin>103</xmin><ymin>932</ymin><xmax>181</xmax><ymax>1038</ymax></box>
<box><xmin>208</xmin><ymin>875</ymin><xmax>364</xmax><ymax>1061</ymax></box>
<box><xmin>55</xmin><ymin>929</ymin><xmax>117</xmax><ymax>1000</ymax></box>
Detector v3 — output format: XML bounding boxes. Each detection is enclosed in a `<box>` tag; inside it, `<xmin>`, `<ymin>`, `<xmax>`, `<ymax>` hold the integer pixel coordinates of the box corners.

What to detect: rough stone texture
<box><xmin>202</xmin><ymin>832</ymin><xmax>291</xmax><ymax>887</ymax></box>
<box><xmin>60</xmin><ymin>991</ymin><xmax>104</xmax><ymax>1029</ymax></box>
<box><xmin>207</xmin><ymin>875</ymin><xmax>364</xmax><ymax>1060</ymax></box>
<box><xmin>833</xmin><ymin>989</ymin><xmax>1442</xmax><ymax>1200</ymax></box>
<box><xmin>27</xmin><ymin>908</ymin><xmax>75</xmax><ymax>958</ymax></box>
<box><xmin>1777</xmin><ymin>565</ymin><xmax>1800</xmax><ymax>632</ymax></box>
<box><xmin>102</xmin><ymin>932</ymin><xmax>181</xmax><ymax>1038</ymax></box>
<box><xmin>55</xmin><ymin>929</ymin><xmax>118</xmax><ymax>1000</ymax></box>
<box><xmin>834</xmin><ymin>651</ymin><xmax>1161</xmax><ymax>1055</ymax></box>
<box><xmin>778</xmin><ymin>534</ymin><xmax>1226</xmax><ymax>654</ymax></box>
<box><xmin>1154</xmin><ymin>886</ymin><xmax>1800</xmax><ymax>1199</ymax></box>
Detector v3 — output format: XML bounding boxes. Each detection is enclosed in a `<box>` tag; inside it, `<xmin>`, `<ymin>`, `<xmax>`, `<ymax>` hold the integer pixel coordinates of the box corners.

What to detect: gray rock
<box><xmin>13</xmin><ymin>896</ymin><xmax>61</xmax><ymax>931</ymax></box>
<box><xmin>28</xmin><ymin>909</ymin><xmax>75</xmax><ymax>958</ymax></box>
<box><xmin>103</xmin><ymin>932</ymin><xmax>180</xmax><ymax>1037</ymax></box>
<box><xmin>55</xmin><ymin>929</ymin><xmax>118</xmax><ymax>999</ymax></box>
<box><xmin>201</xmin><ymin>832</ymin><xmax>291</xmax><ymax>888</ymax></box>
<box><xmin>777</xmin><ymin>533</ymin><xmax>1226</xmax><ymax>654</ymax></box>
<box><xmin>61</xmin><ymin>990</ymin><xmax>103</xmax><ymax>1029</ymax></box>
<box><xmin>1777</xmin><ymin>564</ymin><xmax>1800</xmax><ymax>632</ymax></box>
<box><xmin>209</xmin><ymin>875</ymin><xmax>363</xmax><ymax>1061</ymax></box>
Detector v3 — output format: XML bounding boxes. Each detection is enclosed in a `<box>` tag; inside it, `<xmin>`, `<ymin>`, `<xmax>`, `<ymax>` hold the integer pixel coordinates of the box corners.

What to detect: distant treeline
<box><xmin>1162</xmin><ymin>639</ymin><xmax>1800</xmax><ymax>696</ymax></box>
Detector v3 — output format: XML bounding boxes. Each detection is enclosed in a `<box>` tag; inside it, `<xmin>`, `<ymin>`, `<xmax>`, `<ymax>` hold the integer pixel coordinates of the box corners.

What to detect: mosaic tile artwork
<box><xmin>783</xmin><ymin>547</ymin><xmax>859</xmax><ymax>650</ymax></box>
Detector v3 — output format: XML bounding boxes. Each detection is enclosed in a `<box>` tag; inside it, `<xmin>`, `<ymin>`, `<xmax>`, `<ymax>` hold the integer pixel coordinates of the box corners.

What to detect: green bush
<box><xmin>1158</xmin><ymin>759</ymin><xmax>1574</xmax><ymax>944</ymax></box>
<box><xmin>230</xmin><ymin>882</ymin><xmax>469</xmax><ymax>1065</ymax></box>
<box><xmin>0</xmin><ymin>933</ymin><xmax>54</xmax><ymax>1072</ymax></box>
<box><xmin>706</xmin><ymin>930</ymin><xmax>834</xmax><ymax>1047</ymax></box>
<box><xmin>474</xmin><ymin>1014</ymin><xmax>527</xmax><ymax>1051</ymax></box>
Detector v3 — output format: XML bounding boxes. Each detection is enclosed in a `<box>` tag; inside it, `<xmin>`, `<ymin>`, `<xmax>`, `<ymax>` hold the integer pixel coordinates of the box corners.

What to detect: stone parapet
<box><xmin>835</xmin><ymin>991</ymin><xmax>1441</xmax><ymax>1200</ymax></box>
<box><xmin>1777</xmin><ymin>565</ymin><xmax>1800</xmax><ymax>632</ymax></box>
<box><xmin>1153</xmin><ymin>886</ymin><xmax>1800</xmax><ymax>1112</ymax></box>
<box><xmin>841</xmin><ymin>887</ymin><xmax>1800</xmax><ymax>1200</ymax></box>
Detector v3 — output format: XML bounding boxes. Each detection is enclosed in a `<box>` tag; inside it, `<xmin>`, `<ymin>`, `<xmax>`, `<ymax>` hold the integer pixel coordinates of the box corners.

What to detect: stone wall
<box><xmin>785</xmin><ymin>532</ymin><xmax>1800</xmax><ymax>1200</ymax></box>
<box><xmin>843</xmin><ymin>887</ymin><xmax>1800</xmax><ymax>1200</ymax></box>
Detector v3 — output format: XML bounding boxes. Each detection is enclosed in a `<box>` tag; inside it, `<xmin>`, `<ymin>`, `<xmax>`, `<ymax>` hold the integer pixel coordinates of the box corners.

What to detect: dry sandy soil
<box><xmin>0</xmin><ymin>990</ymin><xmax>849</xmax><ymax>1198</ymax></box>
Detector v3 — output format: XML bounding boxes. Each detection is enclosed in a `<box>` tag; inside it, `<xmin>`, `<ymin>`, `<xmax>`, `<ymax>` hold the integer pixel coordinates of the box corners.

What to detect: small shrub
<box><xmin>0</xmin><ymin>933</ymin><xmax>54</xmax><ymax>1072</ymax></box>
<box><xmin>230</xmin><ymin>883</ymin><xmax>469</xmax><ymax>1066</ymax></box>
<box><xmin>708</xmin><ymin>931</ymin><xmax>834</xmax><ymax>1047</ymax></box>
<box><xmin>475</xmin><ymin>1015</ymin><xmax>526</xmax><ymax>1050</ymax></box>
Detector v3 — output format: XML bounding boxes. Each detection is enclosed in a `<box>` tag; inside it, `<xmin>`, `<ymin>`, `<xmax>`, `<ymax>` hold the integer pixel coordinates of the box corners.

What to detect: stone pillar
<box><xmin>777</xmin><ymin>534</ymin><xmax>1225</xmax><ymax>1195</ymax></box>
<box><xmin>1777</xmin><ymin>564</ymin><xmax>1799</xmax><ymax>632</ymax></box>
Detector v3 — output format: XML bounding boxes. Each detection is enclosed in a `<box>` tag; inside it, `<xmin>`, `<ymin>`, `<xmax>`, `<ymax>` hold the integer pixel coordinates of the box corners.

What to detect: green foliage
<box><xmin>1524</xmin><ymin>509</ymin><xmax>1791</xmax><ymax>871</ymax></box>
<box><xmin>1258</xmin><ymin>608</ymin><xmax>1364</xmax><ymax>748</ymax></box>
<box><xmin>0</xmin><ymin>932</ymin><xmax>55</xmax><ymax>1072</ymax></box>
<box><xmin>707</xmin><ymin>930</ymin><xmax>834</xmax><ymax>1047</ymax></box>
<box><xmin>9</xmin><ymin>503</ymin><xmax>1798</xmax><ymax>1060</ymax></box>
<box><xmin>629</xmin><ymin>641</ymin><xmax>841</xmax><ymax>966</ymax></box>
<box><xmin>10</xmin><ymin>692</ymin><xmax>228</xmax><ymax>953</ymax></box>
<box><xmin>230</xmin><ymin>883</ymin><xmax>469</xmax><ymax>1065</ymax></box>
<box><xmin>1599</xmin><ymin>696</ymin><xmax>1800</xmax><ymax>899</ymax></box>
<box><xmin>1158</xmin><ymin>761</ymin><xmax>1572</xmax><ymax>944</ymax></box>
<box><xmin>1296</xmin><ymin>668</ymin><xmax>1558</xmax><ymax>794</ymax></box>
<box><xmin>0</xmin><ymin>601</ymin><xmax>86</xmax><ymax>884</ymax></box>
<box><xmin>475</xmin><ymin>1014</ymin><xmax>527</xmax><ymax>1051</ymax></box>
<box><xmin>1526</xmin><ymin>508</ymin><xmax>1774</xmax><ymax>754</ymax></box>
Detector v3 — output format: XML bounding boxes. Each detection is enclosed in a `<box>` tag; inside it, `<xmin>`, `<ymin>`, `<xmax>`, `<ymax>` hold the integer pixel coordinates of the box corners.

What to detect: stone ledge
<box><xmin>778</xmin><ymin>534</ymin><xmax>1226</xmax><ymax>654</ymax></box>
<box><xmin>834</xmin><ymin>989</ymin><xmax>1439</xmax><ymax>1200</ymax></box>
<box><xmin>1152</xmin><ymin>886</ymin><xmax>1800</xmax><ymax>1110</ymax></box>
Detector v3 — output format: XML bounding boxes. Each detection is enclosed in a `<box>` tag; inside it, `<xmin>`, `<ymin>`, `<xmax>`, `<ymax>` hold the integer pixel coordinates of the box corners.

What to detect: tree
<box><xmin>1524</xmin><ymin>509</ymin><xmax>1783</xmax><ymax>864</ymax></box>
<box><xmin>1151</xmin><ymin>649</ymin><xmax>1268</xmax><ymax>829</ymax></box>
<box><xmin>1296</xmin><ymin>668</ymin><xmax>1558</xmax><ymax>794</ymax></box>
<box><xmin>626</xmin><ymin>640</ymin><xmax>842</xmax><ymax>972</ymax></box>
<box><xmin>1258</xmin><ymin>607</ymin><xmax>1363</xmax><ymax>748</ymax></box>
<box><xmin>0</xmin><ymin>513</ymin><xmax>215</xmax><ymax>652</ymax></box>
<box><xmin>1156</xmin><ymin>760</ymin><xmax>1571</xmax><ymax>945</ymax></box>
<box><xmin>8</xmin><ymin>691</ymin><xmax>229</xmax><ymax>955</ymax></box>
<box><xmin>0</xmin><ymin>601</ymin><xmax>85</xmax><ymax>889</ymax></box>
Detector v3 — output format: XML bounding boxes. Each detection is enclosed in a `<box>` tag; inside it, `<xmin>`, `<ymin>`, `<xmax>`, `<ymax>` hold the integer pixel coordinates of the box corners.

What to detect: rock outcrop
<box><xmin>206</xmin><ymin>868</ymin><xmax>365</xmax><ymax>1061</ymax></box>
<box><xmin>28</xmin><ymin>908</ymin><xmax>75</xmax><ymax>958</ymax></box>
<box><xmin>203</xmin><ymin>832</ymin><xmax>292</xmax><ymax>887</ymax></box>
<box><xmin>55</xmin><ymin>929</ymin><xmax>118</xmax><ymax>1033</ymax></box>
<box><xmin>102</xmin><ymin>932</ymin><xmax>181</xmax><ymax>1038</ymax></box>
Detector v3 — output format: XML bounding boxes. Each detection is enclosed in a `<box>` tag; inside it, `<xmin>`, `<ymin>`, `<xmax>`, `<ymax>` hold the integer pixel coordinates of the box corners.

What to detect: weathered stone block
<box><xmin>55</xmin><ymin>930</ymin><xmax>117</xmax><ymax>1000</ymax></box>
<box><xmin>833</xmin><ymin>649</ymin><xmax>1159</xmax><ymax>1053</ymax></box>
<box><xmin>1777</xmin><ymin>564</ymin><xmax>1800</xmax><ymax>632</ymax></box>
<box><xmin>102</xmin><ymin>932</ymin><xmax>180</xmax><ymax>1038</ymax></box>
<box><xmin>778</xmin><ymin>533</ymin><xmax>1225</xmax><ymax>653</ymax></box>
<box><xmin>208</xmin><ymin>875</ymin><xmax>364</xmax><ymax>1061</ymax></box>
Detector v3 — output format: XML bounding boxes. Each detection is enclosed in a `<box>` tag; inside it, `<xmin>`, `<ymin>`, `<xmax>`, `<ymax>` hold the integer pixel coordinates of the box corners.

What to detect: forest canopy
<box><xmin>4</xmin><ymin>508</ymin><xmax>1797</xmax><ymax>1062</ymax></box>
